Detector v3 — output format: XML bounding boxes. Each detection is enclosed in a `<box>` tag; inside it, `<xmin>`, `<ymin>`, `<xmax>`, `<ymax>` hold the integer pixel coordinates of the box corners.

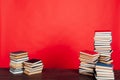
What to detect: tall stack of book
<box><xmin>94</xmin><ymin>31</ymin><xmax>113</xmax><ymax>64</ymax></box>
<box><xmin>79</xmin><ymin>50</ymin><xmax>99</xmax><ymax>76</ymax></box>
<box><xmin>9</xmin><ymin>51</ymin><xmax>29</xmax><ymax>74</ymax></box>
<box><xmin>94</xmin><ymin>31</ymin><xmax>114</xmax><ymax>80</ymax></box>
<box><xmin>23</xmin><ymin>59</ymin><xmax>43</xmax><ymax>75</ymax></box>
<box><xmin>95</xmin><ymin>62</ymin><xmax>114</xmax><ymax>80</ymax></box>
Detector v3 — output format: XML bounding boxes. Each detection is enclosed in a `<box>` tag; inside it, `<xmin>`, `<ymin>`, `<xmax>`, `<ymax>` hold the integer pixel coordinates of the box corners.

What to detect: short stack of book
<box><xmin>95</xmin><ymin>62</ymin><xmax>114</xmax><ymax>80</ymax></box>
<box><xmin>94</xmin><ymin>31</ymin><xmax>113</xmax><ymax>64</ymax></box>
<box><xmin>9</xmin><ymin>51</ymin><xmax>29</xmax><ymax>74</ymax></box>
<box><xmin>23</xmin><ymin>59</ymin><xmax>43</xmax><ymax>75</ymax></box>
<box><xmin>79</xmin><ymin>50</ymin><xmax>99</xmax><ymax>76</ymax></box>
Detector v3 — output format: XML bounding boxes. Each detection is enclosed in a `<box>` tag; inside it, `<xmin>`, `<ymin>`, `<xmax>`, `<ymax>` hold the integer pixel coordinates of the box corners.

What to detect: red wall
<box><xmin>0</xmin><ymin>0</ymin><xmax>1</xmax><ymax>64</ymax></box>
<box><xmin>0</xmin><ymin>0</ymin><xmax>119</xmax><ymax>69</ymax></box>
<box><xmin>119</xmin><ymin>2</ymin><xmax>120</xmax><ymax>50</ymax></box>
<box><xmin>111</xmin><ymin>0</ymin><xmax>120</xmax><ymax>70</ymax></box>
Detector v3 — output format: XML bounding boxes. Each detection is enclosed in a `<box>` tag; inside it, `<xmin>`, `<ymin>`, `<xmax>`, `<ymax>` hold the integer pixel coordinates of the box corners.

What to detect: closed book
<box><xmin>10</xmin><ymin>70</ymin><xmax>23</xmax><ymax>74</ymax></box>
<box><xmin>24</xmin><ymin>70</ymin><xmax>42</xmax><ymax>75</ymax></box>
<box><xmin>10</xmin><ymin>51</ymin><xmax>28</xmax><ymax>56</ymax></box>
<box><xmin>24</xmin><ymin>59</ymin><xmax>42</xmax><ymax>65</ymax></box>
<box><xmin>96</xmin><ymin>62</ymin><xmax>113</xmax><ymax>70</ymax></box>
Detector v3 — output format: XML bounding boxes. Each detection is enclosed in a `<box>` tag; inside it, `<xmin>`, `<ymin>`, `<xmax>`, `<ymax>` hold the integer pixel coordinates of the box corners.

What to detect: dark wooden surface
<box><xmin>0</xmin><ymin>68</ymin><xmax>120</xmax><ymax>80</ymax></box>
<box><xmin>0</xmin><ymin>68</ymin><xmax>96</xmax><ymax>80</ymax></box>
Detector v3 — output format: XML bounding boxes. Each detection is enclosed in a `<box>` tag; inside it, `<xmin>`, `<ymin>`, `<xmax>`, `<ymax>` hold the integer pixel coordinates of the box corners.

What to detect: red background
<box><xmin>0</xmin><ymin>0</ymin><xmax>120</xmax><ymax>69</ymax></box>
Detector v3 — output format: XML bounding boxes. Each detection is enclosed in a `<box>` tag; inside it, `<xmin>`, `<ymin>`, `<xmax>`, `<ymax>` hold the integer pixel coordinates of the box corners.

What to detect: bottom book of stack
<box><xmin>95</xmin><ymin>62</ymin><xmax>114</xmax><ymax>80</ymax></box>
<box><xmin>23</xmin><ymin>59</ymin><xmax>43</xmax><ymax>75</ymax></box>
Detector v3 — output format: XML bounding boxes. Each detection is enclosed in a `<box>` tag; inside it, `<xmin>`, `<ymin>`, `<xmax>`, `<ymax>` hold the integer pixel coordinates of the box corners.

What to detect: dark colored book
<box><xmin>25</xmin><ymin>59</ymin><xmax>41</xmax><ymax>63</ymax></box>
<box><xmin>96</xmin><ymin>62</ymin><xmax>112</xmax><ymax>67</ymax></box>
<box><xmin>11</xmin><ymin>51</ymin><xmax>27</xmax><ymax>53</ymax></box>
<box><xmin>10</xmin><ymin>51</ymin><xmax>28</xmax><ymax>56</ymax></box>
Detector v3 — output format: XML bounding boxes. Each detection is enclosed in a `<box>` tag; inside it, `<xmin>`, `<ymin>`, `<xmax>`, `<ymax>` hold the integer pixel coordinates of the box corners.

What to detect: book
<box><xmin>10</xmin><ymin>51</ymin><xmax>28</xmax><ymax>56</ymax></box>
<box><xmin>10</xmin><ymin>55</ymin><xmax>28</xmax><ymax>59</ymax></box>
<box><xmin>24</xmin><ymin>59</ymin><xmax>41</xmax><ymax>64</ymax></box>
<box><xmin>24</xmin><ymin>70</ymin><xmax>42</xmax><ymax>75</ymax></box>
<box><xmin>96</xmin><ymin>62</ymin><xmax>113</xmax><ymax>69</ymax></box>
<box><xmin>9</xmin><ymin>70</ymin><xmax>23</xmax><ymax>74</ymax></box>
<box><xmin>80</xmin><ymin>50</ymin><xmax>99</xmax><ymax>60</ymax></box>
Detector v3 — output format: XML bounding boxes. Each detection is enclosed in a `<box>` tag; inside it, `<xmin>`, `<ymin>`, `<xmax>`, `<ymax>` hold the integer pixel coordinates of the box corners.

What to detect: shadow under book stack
<box><xmin>9</xmin><ymin>51</ymin><xmax>29</xmax><ymax>74</ymax></box>
<box><xmin>79</xmin><ymin>50</ymin><xmax>99</xmax><ymax>76</ymax></box>
<box><xmin>94</xmin><ymin>31</ymin><xmax>114</xmax><ymax>80</ymax></box>
<box><xmin>23</xmin><ymin>59</ymin><xmax>43</xmax><ymax>75</ymax></box>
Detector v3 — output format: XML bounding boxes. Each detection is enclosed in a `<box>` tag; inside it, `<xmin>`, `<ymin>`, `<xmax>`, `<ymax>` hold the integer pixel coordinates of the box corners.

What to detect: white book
<box><xmin>11</xmin><ymin>57</ymin><xmax>29</xmax><ymax>62</ymax></box>
<box><xmin>94</xmin><ymin>50</ymin><xmax>112</xmax><ymax>53</ymax></box>
<box><xmin>80</xmin><ymin>62</ymin><xmax>95</xmax><ymax>68</ymax></box>
<box><xmin>9</xmin><ymin>70</ymin><xmax>23</xmax><ymax>74</ymax></box>
<box><xmin>95</xmin><ymin>32</ymin><xmax>111</xmax><ymax>34</ymax></box>
<box><xmin>96</xmin><ymin>69</ymin><xmax>113</xmax><ymax>72</ymax></box>
<box><xmin>79</xmin><ymin>69</ymin><xmax>94</xmax><ymax>73</ymax></box>
<box><xmin>96</xmin><ymin>76</ymin><xmax>114</xmax><ymax>80</ymax></box>
<box><xmin>94</xmin><ymin>35</ymin><xmax>112</xmax><ymax>38</ymax></box>
<box><xmin>100</xmin><ymin>54</ymin><xmax>111</xmax><ymax>57</ymax></box>
<box><xmin>94</xmin><ymin>38</ymin><xmax>112</xmax><ymax>41</ymax></box>
<box><xmin>94</xmin><ymin>43</ymin><xmax>111</xmax><ymax>46</ymax></box>
<box><xmin>94</xmin><ymin>39</ymin><xmax>112</xmax><ymax>42</ymax></box>
<box><xmin>95</xmin><ymin>41</ymin><xmax>112</xmax><ymax>44</ymax></box>
<box><xmin>95</xmin><ymin>45</ymin><xmax>111</xmax><ymax>48</ymax></box>
<box><xmin>95</xmin><ymin>34</ymin><xmax>111</xmax><ymax>37</ymax></box>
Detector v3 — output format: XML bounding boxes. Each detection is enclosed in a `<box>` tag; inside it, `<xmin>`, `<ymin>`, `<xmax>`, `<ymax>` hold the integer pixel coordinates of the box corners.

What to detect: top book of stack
<box><xmin>94</xmin><ymin>32</ymin><xmax>112</xmax><ymax>41</ymax></box>
<box><xmin>10</xmin><ymin>51</ymin><xmax>28</xmax><ymax>56</ymax></box>
<box><xmin>79</xmin><ymin>50</ymin><xmax>99</xmax><ymax>63</ymax></box>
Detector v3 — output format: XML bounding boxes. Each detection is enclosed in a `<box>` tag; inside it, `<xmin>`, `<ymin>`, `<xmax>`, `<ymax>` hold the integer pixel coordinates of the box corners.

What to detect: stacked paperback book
<box><xmin>9</xmin><ymin>51</ymin><xmax>29</xmax><ymax>74</ymax></box>
<box><xmin>94</xmin><ymin>31</ymin><xmax>114</xmax><ymax>80</ymax></box>
<box><xmin>95</xmin><ymin>62</ymin><xmax>114</xmax><ymax>80</ymax></box>
<box><xmin>94</xmin><ymin>31</ymin><xmax>113</xmax><ymax>64</ymax></box>
<box><xmin>79</xmin><ymin>50</ymin><xmax>99</xmax><ymax>76</ymax></box>
<box><xmin>24</xmin><ymin>59</ymin><xmax>43</xmax><ymax>75</ymax></box>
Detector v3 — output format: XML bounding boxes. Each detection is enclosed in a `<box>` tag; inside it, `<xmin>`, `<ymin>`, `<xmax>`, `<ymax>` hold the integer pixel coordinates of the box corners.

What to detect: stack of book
<box><xmin>94</xmin><ymin>31</ymin><xmax>114</xmax><ymax>80</ymax></box>
<box><xmin>94</xmin><ymin>31</ymin><xmax>113</xmax><ymax>64</ymax></box>
<box><xmin>95</xmin><ymin>62</ymin><xmax>114</xmax><ymax>80</ymax></box>
<box><xmin>79</xmin><ymin>50</ymin><xmax>99</xmax><ymax>76</ymax></box>
<box><xmin>23</xmin><ymin>59</ymin><xmax>43</xmax><ymax>75</ymax></box>
<box><xmin>9</xmin><ymin>51</ymin><xmax>29</xmax><ymax>74</ymax></box>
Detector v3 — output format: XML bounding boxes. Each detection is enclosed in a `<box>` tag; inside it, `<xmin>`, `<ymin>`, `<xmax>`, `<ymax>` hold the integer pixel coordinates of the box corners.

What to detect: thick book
<box><xmin>24</xmin><ymin>59</ymin><xmax>43</xmax><ymax>67</ymax></box>
<box><xmin>24</xmin><ymin>59</ymin><xmax>41</xmax><ymax>64</ymax></box>
<box><xmin>10</xmin><ymin>55</ymin><xmax>28</xmax><ymax>59</ymax></box>
<box><xmin>79</xmin><ymin>50</ymin><xmax>99</xmax><ymax>63</ymax></box>
<box><xmin>24</xmin><ymin>63</ymin><xmax>43</xmax><ymax>68</ymax></box>
<box><xmin>11</xmin><ymin>57</ymin><xmax>29</xmax><ymax>62</ymax></box>
<box><xmin>24</xmin><ymin>70</ymin><xmax>42</xmax><ymax>75</ymax></box>
<box><xmin>80</xmin><ymin>62</ymin><xmax>95</xmax><ymax>68</ymax></box>
<box><xmin>96</xmin><ymin>62</ymin><xmax>113</xmax><ymax>70</ymax></box>
<box><xmin>10</xmin><ymin>70</ymin><xmax>23</xmax><ymax>74</ymax></box>
<box><xmin>10</xmin><ymin>51</ymin><xmax>28</xmax><ymax>56</ymax></box>
<box><xmin>95</xmin><ymin>31</ymin><xmax>111</xmax><ymax>34</ymax></box>
<box><xmin>80</xmin><ymin>50</ymin><xmax>99</xmax><ymax>58</ymax></box>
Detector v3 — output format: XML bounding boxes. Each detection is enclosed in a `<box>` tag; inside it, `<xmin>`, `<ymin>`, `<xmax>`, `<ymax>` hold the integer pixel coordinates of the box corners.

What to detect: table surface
<box><xmin>0</xmin><ymin>68</ymin><xmax>120</xmax><ymax>80</ymax></box>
